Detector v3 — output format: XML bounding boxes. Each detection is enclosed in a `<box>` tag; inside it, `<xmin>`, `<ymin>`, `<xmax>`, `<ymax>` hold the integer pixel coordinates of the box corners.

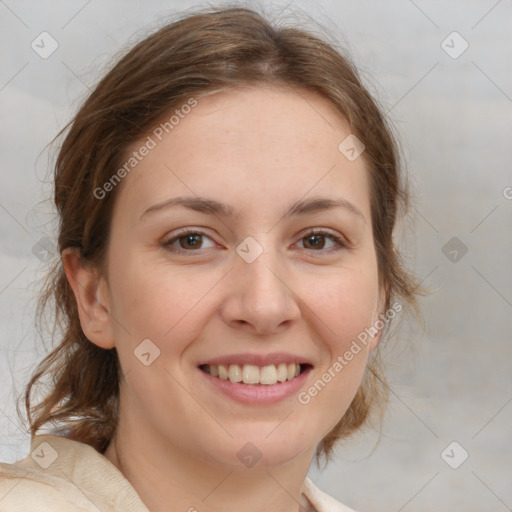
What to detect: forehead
<box><xmin>113</xmin><ymin>85</ymin><xmax>371</xmax><ymax>224</ymax></box>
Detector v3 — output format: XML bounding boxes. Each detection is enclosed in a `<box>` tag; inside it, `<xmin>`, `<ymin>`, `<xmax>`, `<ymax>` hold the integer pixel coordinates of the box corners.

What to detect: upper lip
<box><xmin>198</xmin><ymin>352</ymin><xmax>313</xmax><ymax>367</ymax></box>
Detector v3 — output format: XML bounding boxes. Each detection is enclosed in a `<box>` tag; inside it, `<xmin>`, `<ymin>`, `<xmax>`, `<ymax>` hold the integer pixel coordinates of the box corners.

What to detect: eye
<box><xmin>162</xmin><ymin>228</ymin><xmax>348</xmax><ymax>255</ymax></box>
<box><xmin>163</xmin><ymin>229</ymin><xmax>216</xmax><ymax>253</ymax></box>
<box><xmin>296</xmin><ymin>230</ymin><xmax>347</xmax><ymax>253</ymax></box>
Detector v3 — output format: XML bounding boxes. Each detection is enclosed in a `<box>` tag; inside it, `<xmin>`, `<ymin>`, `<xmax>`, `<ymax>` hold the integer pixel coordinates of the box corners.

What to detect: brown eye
<box><xmin>303</xmin><ymin>234</ymin><xmax>327</xmax><ymax>250</ymax></box>
<box><xmin>178</xmin><ymin>233</ymin><xmax>203</xmax><ymax>250</ymax></box>
<box><xmin>297</xmin><ymin>230</ymin><xmax>346</xmax><ymax>252</ymax></box>
<box><xmin>163</xmin><ymin>230</ymin><xmax>216</xmax><ymax>253</ymax></box>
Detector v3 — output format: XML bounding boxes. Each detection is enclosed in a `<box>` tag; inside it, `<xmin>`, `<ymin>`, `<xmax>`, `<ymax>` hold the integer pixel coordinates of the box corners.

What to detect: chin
<box><xmin>201</xmin><ymin>430</ymin><xmax>314</xmax><ymax>470</ymax></box>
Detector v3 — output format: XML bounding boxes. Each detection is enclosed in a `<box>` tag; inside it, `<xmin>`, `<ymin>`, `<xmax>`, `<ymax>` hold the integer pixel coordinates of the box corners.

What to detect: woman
<box><xmin>0</xmin><ymin>5</ymin><xmax>419</xmax><ymax>511</ymax></box>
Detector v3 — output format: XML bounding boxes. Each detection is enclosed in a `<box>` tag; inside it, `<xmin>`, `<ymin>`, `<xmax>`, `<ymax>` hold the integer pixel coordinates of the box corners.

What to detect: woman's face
<box><xmin>100</xmin><ymin>85</ymin><xmax>383</xmax><ymax>468</ymax></box>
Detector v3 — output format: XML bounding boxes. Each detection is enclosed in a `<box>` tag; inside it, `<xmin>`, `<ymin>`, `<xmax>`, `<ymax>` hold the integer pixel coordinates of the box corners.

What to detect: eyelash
<box><xmin>162</xmin><ymin>228</ymin><xmax>348</xmax><ymax>255</ymax></box>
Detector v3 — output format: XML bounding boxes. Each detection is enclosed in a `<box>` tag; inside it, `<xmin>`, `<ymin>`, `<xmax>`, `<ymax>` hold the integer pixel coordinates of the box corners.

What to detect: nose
<box><xmin>220</xmin><ymin>245</ymin><xmax>301</xmax><ymax>336</ymax></box>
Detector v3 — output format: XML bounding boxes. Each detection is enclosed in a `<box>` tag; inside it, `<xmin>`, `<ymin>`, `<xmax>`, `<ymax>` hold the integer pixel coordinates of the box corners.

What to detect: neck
<box><xmin>104</xmin><ymin>414</ymin><xmax>317</xmax><ymax>512</ymax></box>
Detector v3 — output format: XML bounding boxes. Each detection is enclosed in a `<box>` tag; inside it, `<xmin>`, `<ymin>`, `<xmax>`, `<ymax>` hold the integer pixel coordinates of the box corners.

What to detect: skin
<box><xmin>63</xmin><ymin>84</ymin><xmax>385</xmax><ymax>512</ymax></box>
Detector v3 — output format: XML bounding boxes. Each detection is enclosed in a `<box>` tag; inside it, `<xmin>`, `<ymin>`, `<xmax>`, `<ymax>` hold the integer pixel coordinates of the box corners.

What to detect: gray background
<box><xmin>1</xmin><ymin>1</ymin><xmax>511</xmax><ymax>511</ymax></box>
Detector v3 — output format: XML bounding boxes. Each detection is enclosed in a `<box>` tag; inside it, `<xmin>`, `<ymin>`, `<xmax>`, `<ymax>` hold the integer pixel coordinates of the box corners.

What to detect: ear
<box><xmin>61</xmin><ymin>247</ymin><xmax>115</xmax><ymax>349</ymax></box>
<box><xmin>368</xmin><ymin>287</ymin><xmax>387</xmax><ymax>353</ymax></box>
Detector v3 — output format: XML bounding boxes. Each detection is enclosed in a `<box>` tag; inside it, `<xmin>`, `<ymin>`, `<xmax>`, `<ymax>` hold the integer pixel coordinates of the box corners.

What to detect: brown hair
<box><xmin>17</xmin><ymin>5</ymin><xmax>420</xmax><ymax>466</ymax></box>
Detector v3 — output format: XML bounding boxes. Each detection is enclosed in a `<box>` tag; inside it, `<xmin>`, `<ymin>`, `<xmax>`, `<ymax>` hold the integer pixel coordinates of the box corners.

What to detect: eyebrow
<box><xmin>140</xmin><ymin>195</ymin><xmax>366</xmax><ymax>223</ymax></box>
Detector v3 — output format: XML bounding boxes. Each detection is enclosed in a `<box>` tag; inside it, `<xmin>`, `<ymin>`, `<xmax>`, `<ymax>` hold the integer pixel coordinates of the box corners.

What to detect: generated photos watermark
<box><xmin>93</xmin><ymin>97</ymin><xmax>198</xmax><ymax>200</ymax></box>
<box><xmin>297</xmin><ymin>301</ymin><xmax>402</xmax><ymax>405</ymax></box>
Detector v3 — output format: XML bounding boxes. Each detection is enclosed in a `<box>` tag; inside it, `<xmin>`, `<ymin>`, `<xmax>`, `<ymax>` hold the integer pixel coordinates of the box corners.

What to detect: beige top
<box><xmin>0</xmin><ymin>434</ymin><xmax>357</xmax><ymax>512</ymax></box>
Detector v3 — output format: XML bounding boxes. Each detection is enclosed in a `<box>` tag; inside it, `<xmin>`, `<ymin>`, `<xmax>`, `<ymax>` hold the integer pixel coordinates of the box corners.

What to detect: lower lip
<box><xmin>198</xmin><ymin>366</ymin><xmax>312</xmax><ymax>405</ymax></box>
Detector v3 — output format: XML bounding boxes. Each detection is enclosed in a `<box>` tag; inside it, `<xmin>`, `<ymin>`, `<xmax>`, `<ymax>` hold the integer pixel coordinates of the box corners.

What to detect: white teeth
<box><xmin>276</xmin><ymin>363</ymin><xmax>288</xmax><ymax>382</ymax></box>
<box><xmin>242</xmin><ymin>364</ymin><xmax>260</xmax><ymax>384</ymax></box>
<box><xmin>260</xmin><ymin>365</ymin><xmax>278</xmax><ymax>385</ymax></box>
<box><xmin>228</xmin><ymin>364</ymin><xmax>243</xmax><ymax>383</ymax></box>
<box><xmin>203</xmin><ymin>362</ymin><xmax>304</xmax><ymax>385</ymax></box>
<box><xmin>218</xmin><ymin>364</ymin><xmax>229</xmax><ymax>380</ymax></box>
<box><xmin>287</xmin><ymin>363</ymin><xmax>296</xmax><ymax>380</ymax></box>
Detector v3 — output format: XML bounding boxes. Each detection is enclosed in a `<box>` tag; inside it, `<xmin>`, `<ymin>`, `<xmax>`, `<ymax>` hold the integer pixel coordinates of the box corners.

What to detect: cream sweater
<box><xmin>0</xmin><ymin>435</ymin><xmax>356</xmax><ymax>512</ymax></box>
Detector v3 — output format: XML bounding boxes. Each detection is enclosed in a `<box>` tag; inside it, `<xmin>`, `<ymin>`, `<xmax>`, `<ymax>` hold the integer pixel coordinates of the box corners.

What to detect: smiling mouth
<box><xmin>199</xmin><ymin>363</ymin><xmax>311</xmax><ymax>385</ymax></box>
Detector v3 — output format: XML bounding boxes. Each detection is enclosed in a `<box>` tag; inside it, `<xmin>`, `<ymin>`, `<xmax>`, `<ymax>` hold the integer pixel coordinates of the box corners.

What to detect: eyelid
<box><xmin>163</xmin><ymin>226</ymin><xmax>351</xmax><ymax>255</ymax></box>
<box><xmin>162</xmin><ymin>227</ymin><xmax>217</xmax><ymax>252</ymax></box>
<box><xmin>294</xmin><ymin>228</ymin><xmax>350</xmax><ymax>252</ymax></box>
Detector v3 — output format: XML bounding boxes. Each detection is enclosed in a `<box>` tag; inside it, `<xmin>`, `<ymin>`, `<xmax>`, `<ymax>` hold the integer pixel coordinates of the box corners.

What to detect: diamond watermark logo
<box><xmin>236</xmin><ymin>442</ymin><xmax>263</xmax><ymax>468</ymax></box>
<box><xmin>31</xmin><ymin>441</ymin><xmax>58</xmax><ymax>469</ymax></box>
<box><xmin>442</xmin><ymin>236</ymin><xmax>468</xmax><ymax>263</ymax></box>
<box><xmin>134</xmin><ymin>338</ymin><xmax>161</xmax><ymax>366</ymax></box>
<box><xmin>236</xmin><ymin>236</ymin><xmax>264</xmax><ymax>263</ymax></box>
<box><xmin>31</xmin><ymin>31</ymin><xmax>59</xmax><ymax>59</ymax></box>
<box><xmin>338</xmin><ymin>134</ymin><xmax>365</xmax><ymax>162</ymax></box>
<box><xmin>441</xmin><ymin>441</ymin><xmax>469</xmax><ymax>469</ymax></box>
<box><xmin>32</xmin><ymin>236</ymin><xmax>57</xmax><ymax>263</ymax></box>
<box><xmin>441</xmin><ymin>32</ymin><xmax>469</xmax><ymax>59</ymax></box>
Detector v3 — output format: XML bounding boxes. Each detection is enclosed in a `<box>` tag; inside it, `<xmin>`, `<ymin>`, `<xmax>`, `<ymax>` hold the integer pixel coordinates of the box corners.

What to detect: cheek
<box><xmin>296</xmin><ymin>271</ymin><xmax>378</xmax><ymax>419</ymax></box>
<box><xmin>106</xmin><ymin>262</ymin><xmax>221</xmax><ymax>403</ymax></box>
<box><xmin>107</xmin><ymin>253</ymin><xmax>224</xmax><ymax>346</ymax></box>
<box><xmin>108</xmin><ymin>245</ymin><xmax>379</xmax><ymax>347</ymax></box>
<box><xmin>309</xmin><ymin>267</ymin><xmax>379</xmax><ymax>348</ymax></box>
